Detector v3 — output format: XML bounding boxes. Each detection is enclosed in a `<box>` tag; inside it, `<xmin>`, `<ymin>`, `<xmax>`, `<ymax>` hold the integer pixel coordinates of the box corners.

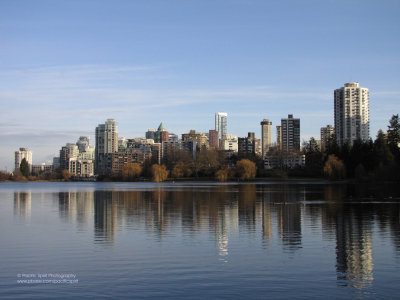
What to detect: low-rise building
<box><xmin>182</xmin><ymin>130</ymin><xmax>208</xmax><ymax>149</ymax></box>
<box><xmin>220</xmin><ymin>134</ymin><xmax>238</xmax><ymax>152</ymax></box>
<box><xmin>69</xmin><ymin>159</ymin><xmax>94</xmax><ymax>177</ymax></box>
<box><xmin>264</xmin><ymin>153</ymin><xmax>305</xmax><ymax>169</ymax></box>
<box><xmin>31</xmin><ymin>163</ymin><xmax>53</xmax><ymax>175</ymax></box>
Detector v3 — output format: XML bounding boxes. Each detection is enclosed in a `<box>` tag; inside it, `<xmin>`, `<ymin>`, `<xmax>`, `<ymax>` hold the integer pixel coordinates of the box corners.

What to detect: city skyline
<box><xmin>1</xmin><ymin>0</ymin><xmax>399</xmax><ymax>170</ymax></box>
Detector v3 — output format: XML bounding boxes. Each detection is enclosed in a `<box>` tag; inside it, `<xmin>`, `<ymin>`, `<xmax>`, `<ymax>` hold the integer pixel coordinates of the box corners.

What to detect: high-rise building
<box><xmin>76</xmin><ymin>136</ymin><xmax>90</xmax><ymax>153</ymax></box>
<box><xmin>281</xmin><ymin>114</ymin><xmax>300</xmax><ymax>152</ymax></box>
<box><xmin>276</xmin><ymin>126</ymin><xmax>282</xmax><ymax>150</ymax></box>
<box><xmin>215</xmin><ymin>112</ymin><xmax>228</xmax><ymax>140</ymax></box>
<box><xmin>260</xmin><ymin>119</ymin><xmax>272</xmax><ymax>157</ymax></box>
<box><xmin>182</xmin><ymin>130</ymin><xmax>208</xmax><ymax>149</ymax></box>
<box><xmin>95</xmin><ymin>119</ymin><xmax>118</xmax><ymax>174</ymax></box>
<box><xmin>238</xmin><ymin>132</ymin><xmax>256</xmax><ymax>157</ymax></box>
<box><xmin>254</xmin><ymin>138</ymin><xmax>262</xmax><ymax>156</ymax></box>
<box><xmin>145</xmin><ymin>129</ymin><xmax>155</xmax><ymax>140</ymax></box>
<box><xmin>334</xmin><ymin>82</ymin><xmax>369</xmax><ymax>146</ymax></box>
<box><xmin>59</xmin><ymin>143</ymin><xmax>79</xmax><ymax>170</ymax></box>
<box><xmin>209</xmin><ymin>130</ymin><xmax>219</xmax><ymax>149</ymax></box>
<box><xmin>15</xmin><ymin>148</ymin><xmax>32</xmax><ymax>172</ymax></box>
<box><xmin>154</xmin><ymin>122</ymin><xmax>169</xmax><ymax>143</ymax></box>
<box><xmin>320</xmin><ymin>125</ymin><xmax>334</xmax><ymax>150</ymax></box>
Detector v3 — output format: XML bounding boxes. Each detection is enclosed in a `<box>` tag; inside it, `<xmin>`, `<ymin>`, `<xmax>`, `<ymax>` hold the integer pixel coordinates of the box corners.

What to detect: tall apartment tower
<box><xmin>276</xmin><ymin>126</ymin><xmax>282</xmax><ymax>150</ymax></box>
<box><xmin>334</xmin><ymin>82</ymin><xmax>369</xmax><ymax>146</ymax></box>
<box><xmin>209</xmin><ymin>130</ymin><xmax>219</xmax><ymax>149</ymax></box>
<box><xmin>76</xmin><ymin>136</ymin><xmax>90</xmax><ymax>153</ymax></box>
<box><xmin>281</xmin><ymin>114</ymin><xmax>300</xmax><ymax>152</ymax></box>
<box><xmin>15</xmin><ymin>148</ymin><xmax>33</xmax><ymax>172</ymax></box>
<box><xmin>215</xmin><ymin>112</ymin><xmax>228</xmax><ymax>140</ymax></box>
<box><xmin>59</xmin><ymin>143</ymin><xmax>79</xmax><ymax>170</ymax></box>
<box><xmin>95</xmin><ymin>119</ymin><xmax>118</xmax><ymax>173</ymax></box>
<box><xmin>320</xmin><ymin>125</ymin><xmax>334</xmax><ymax>149</ymax></box>
<box><xmin>260</xmin><ymin>119</ymin><xmax>272</xmax><ymax>157</ymax></box>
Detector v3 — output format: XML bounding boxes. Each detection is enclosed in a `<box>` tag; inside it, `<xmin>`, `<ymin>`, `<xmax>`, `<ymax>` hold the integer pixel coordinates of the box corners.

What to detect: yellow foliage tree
<box><xmin>151</xmin><ymin>164</ymin><xmax>168</xmax><ymax>182</ymax></box>
<box><xmin>323</xmin><ymin>155</ymin><xmax>346</xmax><ymax>179</ymax></box>
<box><xmin>215</xmin><ymin>167</ymin><xmax>231</xmax><ymax>182</ymax></box>
<box><xmin>171</xmin><ymin>161</ymin><xmax>192</xmax><ymax>178</ymax></box>
<box><xmin>236</xmin><ymin>159</ymin><xmax>257</xmax><ymax>181</ymax></box>
<box><xmin>122</xmin><ymin>163</ymin><xmax>142</xmax><ymax>181</ymax></box>
<box><xmin>61</xmin><ymin>169</ymin><xmax>73</xmax><ymax>181</ymax></box>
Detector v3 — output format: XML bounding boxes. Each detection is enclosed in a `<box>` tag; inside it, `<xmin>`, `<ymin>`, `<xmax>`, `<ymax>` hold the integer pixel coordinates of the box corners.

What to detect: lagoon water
<box><xmin>1</xmin><ymin>181</ymin><xmax>399</xmax><ymax>299</ymax></box>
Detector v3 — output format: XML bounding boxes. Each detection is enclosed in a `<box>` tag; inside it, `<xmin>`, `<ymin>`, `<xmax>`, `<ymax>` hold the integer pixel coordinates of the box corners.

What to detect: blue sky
<box><xmin>1</xmin><ymin>0</ymin><xmax>399</xmax><ymax>170</ymax></box>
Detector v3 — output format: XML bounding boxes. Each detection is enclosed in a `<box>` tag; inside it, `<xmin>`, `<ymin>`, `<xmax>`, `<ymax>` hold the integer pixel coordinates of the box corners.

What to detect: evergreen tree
<box><xmin>373</xmin><ymin>130</ymin><xmax>394</xmax><ymax>167</ymax></box>
<box><xmin>387</xmin><ymin>114</ymin><xmax>400</xmax><ymax>147</ymax></box>
<box><xmin>19</xmin><ymin>158</ymin><xmax>29</xmax><ymax>178</ymax></box>
<box><xmin>304</xmin><ymin>137</ymin><xmax>323</xmax><ymax>176</ymax></box>
<box><xmin>387</xmin><ymin>114</ymin><xmax>400</xmax><ymax>161</ymax></box>
<box><xmin>325</xmin><ymin>136</ymin><xmax>340</xmax><ymax>157</ymax></box>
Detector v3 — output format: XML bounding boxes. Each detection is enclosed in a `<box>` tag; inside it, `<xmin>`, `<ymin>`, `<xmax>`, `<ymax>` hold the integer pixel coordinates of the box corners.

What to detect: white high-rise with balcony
<box><xmin>334</xmin><ymin>83</ymin><xmax>369</xmax><ymax>146</ymax></box>
<box><xmin>215</xmin><ymin>112</ymin><xmax>227</xmax><ymax>140</ymax></box>
<box><xmin>15</xmin><ymin>148</ymin><xmax>32</xmax><ymax>172</ymax></box>
<box><xmin>95</xmin><ymin>119</ymin><xmax>119</xmax><ymax>174</ymax></box>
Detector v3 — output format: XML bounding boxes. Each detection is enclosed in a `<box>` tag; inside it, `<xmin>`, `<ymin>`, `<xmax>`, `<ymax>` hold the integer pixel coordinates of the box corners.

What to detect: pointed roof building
<box><xmin>157</xmin><ymin>122</ymin><xmax>166</xmax><ymax>132</ymax></box>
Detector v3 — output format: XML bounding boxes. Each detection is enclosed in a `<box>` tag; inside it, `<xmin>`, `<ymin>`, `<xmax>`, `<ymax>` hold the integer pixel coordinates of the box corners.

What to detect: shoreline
<box><xmin>0</xmin><ymin>177</ymin><xmax>352</xmax><ymax>184</ymax></box>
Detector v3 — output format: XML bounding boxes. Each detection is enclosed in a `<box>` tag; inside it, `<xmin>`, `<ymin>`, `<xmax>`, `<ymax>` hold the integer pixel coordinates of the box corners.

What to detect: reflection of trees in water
<box><xmin>273</xmin><ymin>184</ymin><xmax>302</xmax><ymax>251</ymax></box>
<box><xmin>374</xmin><ymin>201</ymin><xmax>400</xmax><ymax>255</ymax></box>
<box><xmin>321</xmin><ymin>184</ymin><xmax>346</xmax><ymax>237</ymax></box>
<box><xmin>238</xmin><ymin>184</ymin><xmax>257</xmax><ymax>233</ymax></box>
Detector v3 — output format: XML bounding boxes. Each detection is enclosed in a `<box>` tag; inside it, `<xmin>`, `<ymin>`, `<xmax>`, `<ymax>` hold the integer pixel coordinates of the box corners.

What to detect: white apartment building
<box><xmin>15</xmin><ymin>148</ymin><xmax>32</xmax><ymax>172</ymax></box>
<box><xmin>220</xmin><ymin>134</ymin><xmax>238</xmax><ymax>152</ymax></box>
<box><xmin>215</xmin><ymin>112</ymin><xmax>228</xmax><ymax>140</ymax></box>
<box><xmin>95</xmin><ymin>119</ymin><xmax>119</xmax><ymax>174</ymax></box>
<box><xmin>69</xmin><ymin>158</ymin><xmax>94</xmax><ymax>177</ymax></box>
<box><xmin>334</xmin><ymin>82</ymin><xmax>369</xmax><ymax>146</ymax></box>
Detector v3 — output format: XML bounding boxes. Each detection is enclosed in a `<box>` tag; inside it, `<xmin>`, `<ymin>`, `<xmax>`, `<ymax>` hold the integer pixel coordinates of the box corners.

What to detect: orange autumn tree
<box><xmin>151</xmin><ymin>164</ymin><xmax>168</xmax><ymax>182</ymax></box>
<box><xmin>236</xmin><ymin>159</ymin><xmax>257</xmax><ymax>181</ymax></box>
<box><xmin>122</xmin><ymin>163</ymin><xmax>142</xmax><ymax>181</ymax></box>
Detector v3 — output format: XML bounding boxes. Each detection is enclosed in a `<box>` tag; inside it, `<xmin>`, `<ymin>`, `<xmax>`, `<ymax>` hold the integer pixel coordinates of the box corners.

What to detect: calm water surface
<box><xmin>1</xmin><ymin>181</ymin><xmax>399</xmax><ymax>299</ymax></box>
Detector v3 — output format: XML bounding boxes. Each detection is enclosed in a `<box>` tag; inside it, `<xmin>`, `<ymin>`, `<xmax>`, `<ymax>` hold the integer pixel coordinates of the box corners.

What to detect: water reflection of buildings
<box><xmin>259</xmin><ymin>185</ymin><xmax>303</xmax><ymax>251</ymax></box>
<box><xmin>58</xmin><ymin>185</ymin><xmax>303</xmax><ymax>253</ymax></box>
<box><xmin>276</xmin><ymin>185</ymin><xmax>302</xmax><ymax>251</ymax></box>
<box><xmin>94</xmin><ymin>191</ymin><xmax>117</xmax><ymax>244</ymax></box>
<box><xmin>58</xmin><ymin>191</ymin><xmax>94</xmax><ymax>228</ymax></box>
<box><xmin>215</xmin><ymin>196</ymin><xmax>239</xmax><ymax>262</ymax></box>
<box><xmin>321</xmin><ymin>185</ymin><xmax>374</xmax><ymax>290</ymax></box>
<box><xmin>14</xmin><ymin>192</ymin><xmax>31</xmax><ymax>219</ymax></box>
<box><xmin>336</xmin><ymin>209</ymin><xmax>374</xmax><ymax>289</ymax></box>
<box><xmin>56</xmin><ymin>190</ymin><xmax>117</xmax><ymax>244</ymax></box>
<box><xmin>50</xmin><ymin>183</ymin><xmax>392</xmax><ymax>293</ymax></box>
